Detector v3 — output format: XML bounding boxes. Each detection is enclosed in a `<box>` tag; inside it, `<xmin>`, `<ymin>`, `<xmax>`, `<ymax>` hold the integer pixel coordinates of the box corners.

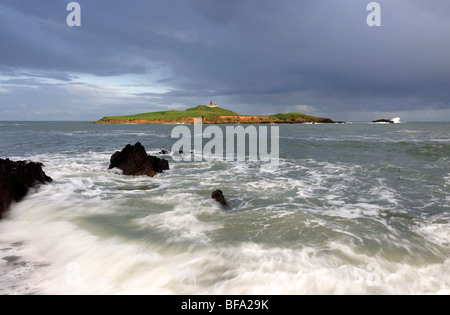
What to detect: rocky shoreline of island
<box><xmin>94</xmin><ymin>105</ymin><xmax>335</xmax><ymax>124</ymax></box>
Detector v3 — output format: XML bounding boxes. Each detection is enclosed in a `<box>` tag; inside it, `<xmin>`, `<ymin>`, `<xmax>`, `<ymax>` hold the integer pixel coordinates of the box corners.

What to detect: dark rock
<box><xmin>109</xmin><ymin>142</ymin><xmax>169</xmax><ymax>177</ymax></box>
<box><xmin>372</xmin><ymin>119</ymin><xmax>394</xmax><ymax>123</ymax></box>
<box><xmin>0</xmin><ymin>159</ymin><xmax>52</xmax><ymax>219</ymax></box>
<box><xmin>179</xmin><ymin>150</ymin><xmax>184</xmax><ymax>154</ymax></box>
<box><xmin>159</xmin><ymin>150</ymin><xmax>168</xmax><ymax>155</ymax></box>
<box><xmin>211</xmin><ymin>190</ymin><xmax>227</xmax><ymax>206</ymax></box>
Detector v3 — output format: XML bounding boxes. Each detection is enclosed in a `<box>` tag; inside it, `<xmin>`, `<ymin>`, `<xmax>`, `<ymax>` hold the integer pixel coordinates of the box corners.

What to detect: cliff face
<box><xmin>0</xmin><ymin>159</ymin><xmax>52</xmax><ymax>219</ymax></box>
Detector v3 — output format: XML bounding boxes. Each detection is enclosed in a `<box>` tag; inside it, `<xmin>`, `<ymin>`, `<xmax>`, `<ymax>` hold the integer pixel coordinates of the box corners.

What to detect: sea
<box><xmin>0</xmin><ymin>121</ymin><xmax>449</xmax><ymax>295</ymax></box>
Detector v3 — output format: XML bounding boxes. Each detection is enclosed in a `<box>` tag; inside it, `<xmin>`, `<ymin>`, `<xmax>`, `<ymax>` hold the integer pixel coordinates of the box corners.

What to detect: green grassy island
<box><xmin>95</xmin><ymin>105</ymin><xmax>335</xmax><ymax>124</ymax></box>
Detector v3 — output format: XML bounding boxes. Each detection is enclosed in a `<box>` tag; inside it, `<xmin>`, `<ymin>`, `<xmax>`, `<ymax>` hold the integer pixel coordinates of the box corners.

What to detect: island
<box><xmin>95</xmin><ymin>104</ymin><xmax>335</xmax><ymax>124</ymax></box>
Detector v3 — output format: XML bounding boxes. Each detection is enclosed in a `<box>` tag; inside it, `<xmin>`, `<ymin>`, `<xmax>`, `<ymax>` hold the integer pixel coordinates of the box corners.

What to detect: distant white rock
<box><xmin>392</xmin><ymin>117</ymin><xmax>401</xmax><ymax>124</ymax></box>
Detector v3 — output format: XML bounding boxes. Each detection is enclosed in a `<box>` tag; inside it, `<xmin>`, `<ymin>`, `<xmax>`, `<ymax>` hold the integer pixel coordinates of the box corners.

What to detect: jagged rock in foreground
<box><xmin>109</xmin><ymin>142</ymin><xmax>169</xmax><ymax>177</ymax></box>
<box><xmin>212</xmin><ymin>190</ymin><xmax>227</xmax><ymax>206</ymax></box>
<box><xmin>0</xmin><ymin>159</ymin><xmax>52</xmax><ymax>219</ymax></box>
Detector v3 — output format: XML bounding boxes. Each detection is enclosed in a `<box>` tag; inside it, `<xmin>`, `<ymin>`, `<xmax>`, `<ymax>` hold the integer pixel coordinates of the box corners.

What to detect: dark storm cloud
<box><xmin>0</xmin><ymin>0</ymin><xmax>449</xmax><ymax>120</ymax></box>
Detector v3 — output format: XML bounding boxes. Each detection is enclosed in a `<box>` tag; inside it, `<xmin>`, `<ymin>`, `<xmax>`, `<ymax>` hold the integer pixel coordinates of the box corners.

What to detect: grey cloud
<box><xmin>0</xmin><ymin>0</ymin><xmax>449</xmax><ymax>121</ymax></box>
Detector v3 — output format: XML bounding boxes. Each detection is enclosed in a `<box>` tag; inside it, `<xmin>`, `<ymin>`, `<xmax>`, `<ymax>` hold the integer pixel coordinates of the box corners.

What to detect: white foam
<box><xmin>397</xmin><ymin>129</ymin><xmax>421</xmax><ymax>134</ymax></box>
<box><xmin>0</xmin><ymin>237</ymin><xmax>49</xmax><ymax>295</ymax></box>
<box><xmin>1</xmin><ymin>196</ymin><xmax>449</xmax><ymax>295</ymax></box>
<box><xmin>417</xmin><ymin>221</ymin><xmax>450</xmax><ymax>248</ymax></box>
<box><xmin>135</xmin><ymin>193</ymin><xmax>222</xmax><ymax>243</ymax></box>
<box><xmin>246</xmin><ymin>177</ymin><xmax>307</xmax><ymax>198</ymax></box>
<box><xmin>196</xmin><ymin>243</ymin><xmax>450</xmax><ymax>295</ymax></box>
<box><xmin>241</xmin><ymin>160</ymin><xmax>401</xmax><ymax>220</ymax></box>
<box><xmin>1</xmin><ymin>141</ymin><xmax>449</xmax><ymax>294</ymax></box>
<box><xmin>0</xmin><ymin>219</ymin><xmax>174</xmax><ymax>294</ymax></box>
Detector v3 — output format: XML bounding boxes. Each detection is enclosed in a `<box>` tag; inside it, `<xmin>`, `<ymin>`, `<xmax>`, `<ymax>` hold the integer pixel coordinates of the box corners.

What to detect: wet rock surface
<box><xmin>0</xmin><ymin>159</ymin><xmax>52</xmax><ymax>219</ymax></box>
<box><xmin>109</xmin><ymin>142</ymin><xmax>169</xmax><ymax>177</ymax></box>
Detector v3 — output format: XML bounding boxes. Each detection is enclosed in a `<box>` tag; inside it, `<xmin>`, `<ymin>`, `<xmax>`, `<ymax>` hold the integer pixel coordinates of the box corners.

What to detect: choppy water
<box><xmin>0</xmin><ymin>122</ymin><xmax>449</xmax><ymax>295</ymax></box>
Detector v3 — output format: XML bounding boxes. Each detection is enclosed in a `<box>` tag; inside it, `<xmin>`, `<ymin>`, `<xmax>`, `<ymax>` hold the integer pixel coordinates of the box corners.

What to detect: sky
<box><xmin>0</xmin><ymin>0</ymin><xmax>449</xmax><ymax>121</ymax></box>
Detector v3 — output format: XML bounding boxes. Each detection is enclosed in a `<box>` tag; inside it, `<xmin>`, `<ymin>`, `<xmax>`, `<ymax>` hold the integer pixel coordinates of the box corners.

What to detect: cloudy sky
<box><xmin>0</xmin><ymin>0</ymin><xmax>449</xmax><ymax>121</ymax></box>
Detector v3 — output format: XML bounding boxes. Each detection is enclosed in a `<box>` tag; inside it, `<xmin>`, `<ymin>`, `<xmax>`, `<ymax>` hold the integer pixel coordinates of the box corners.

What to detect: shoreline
<box><xmin>93</xmin><ymin>105</ymin><xmax>335</xmax><ymax>125</ymax></box>
<box><xmin>93</xmin><ymin>117</ymin><xmax>336</xmax><ymax>125</ymax></box>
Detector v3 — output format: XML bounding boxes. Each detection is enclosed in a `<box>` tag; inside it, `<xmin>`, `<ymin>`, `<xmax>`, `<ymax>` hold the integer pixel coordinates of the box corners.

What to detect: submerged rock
<box><xmin>211</xmin><ymin>190</ymin><xmax>227</xmax><ymax>206</ymax></box>
<box><xmin>109</xmin><ymin>142</ymin><xmax>169</xmax><ymax>177</ymax></box>
<box><xmin>0</xmin><ymin>159</ymin><xmax>52</xmax><ymax>219</ymax></box>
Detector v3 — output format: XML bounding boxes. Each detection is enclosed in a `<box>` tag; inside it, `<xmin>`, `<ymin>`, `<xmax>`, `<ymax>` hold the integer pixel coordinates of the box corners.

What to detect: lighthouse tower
<box><xmin>208</xmin><ymin>101</ymin><xmax>218</xmax><ymax>108</ymax></box>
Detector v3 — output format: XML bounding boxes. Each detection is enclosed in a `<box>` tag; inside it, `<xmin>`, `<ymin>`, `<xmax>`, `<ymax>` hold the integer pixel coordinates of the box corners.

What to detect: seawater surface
<box><xmin>0</xmin><ymin>122</ymin><xmax>449</xmax><ymax>294</ymax></box>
